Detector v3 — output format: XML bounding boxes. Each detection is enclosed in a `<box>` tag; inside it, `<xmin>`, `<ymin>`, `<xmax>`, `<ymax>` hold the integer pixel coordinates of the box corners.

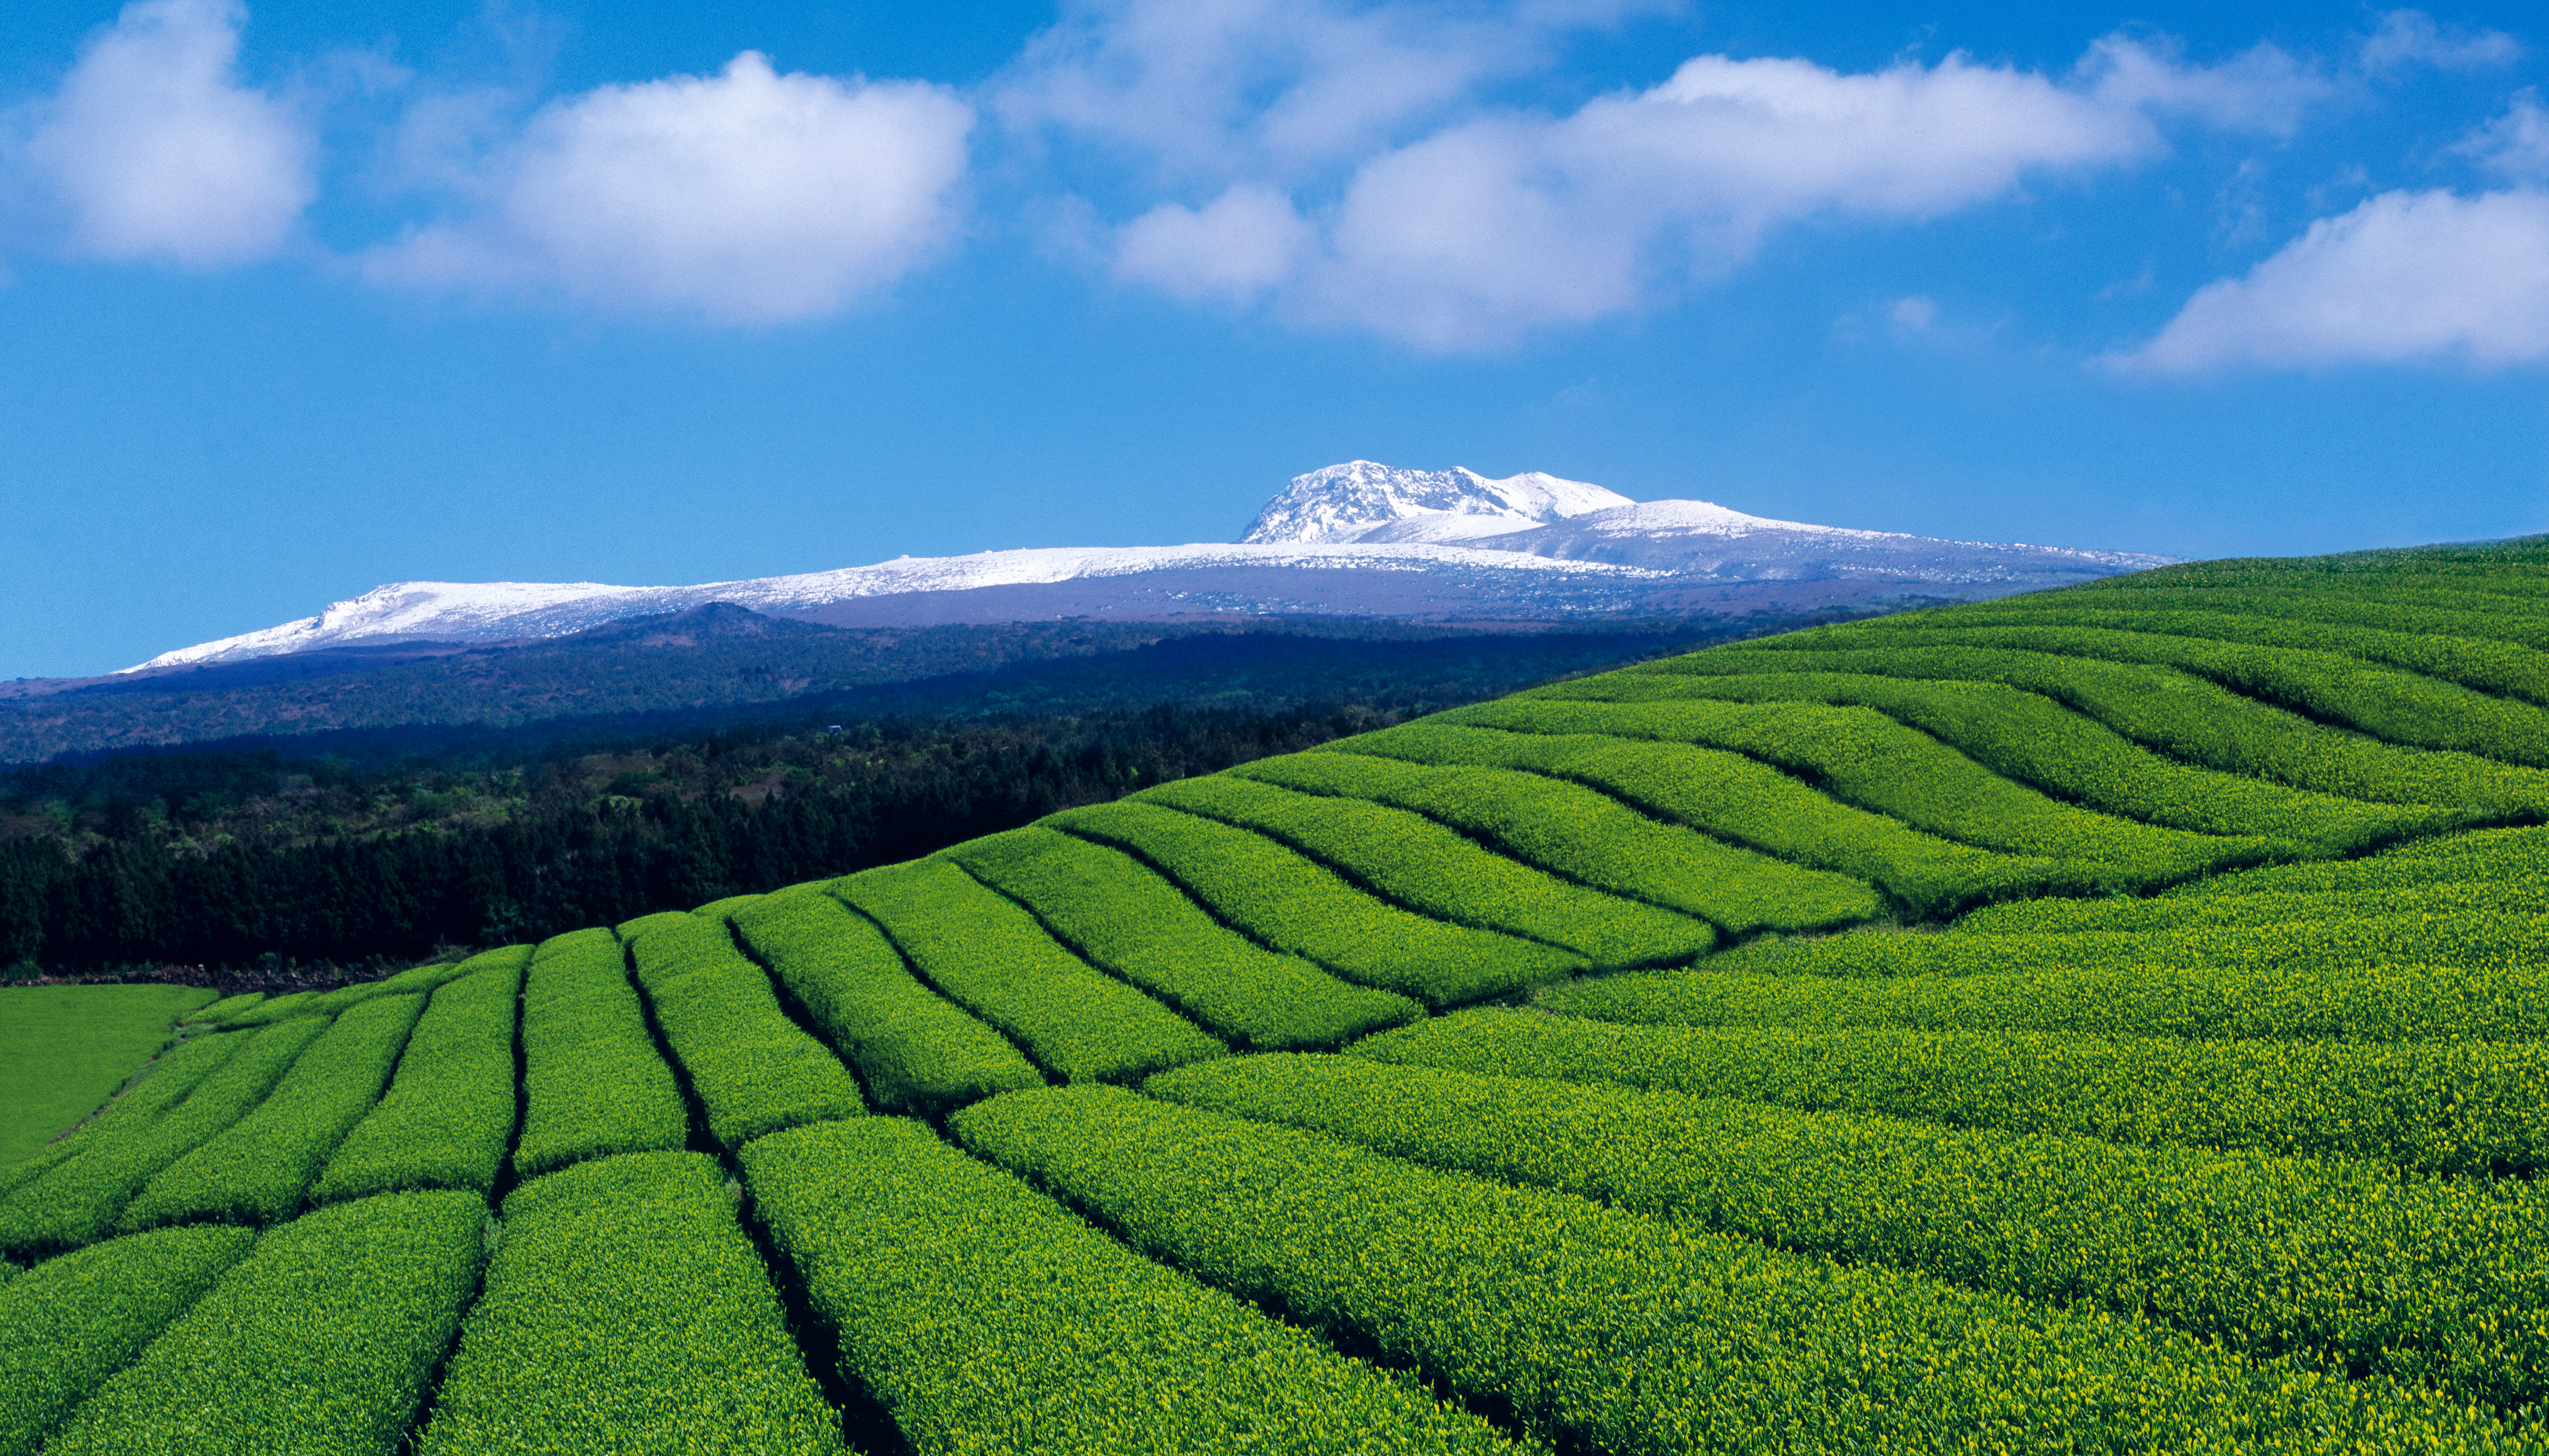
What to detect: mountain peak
<box><xmin>1238</xmin><ymin>461</ymin><xmax>1633</xmax><ymax>545</ymax></box>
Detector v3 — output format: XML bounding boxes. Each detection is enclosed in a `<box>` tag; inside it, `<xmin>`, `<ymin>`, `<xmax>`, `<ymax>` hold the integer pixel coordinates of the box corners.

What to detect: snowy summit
<box><xmin>1240</xmin><ymin>462</ymin><xmax>1633</xmax><ymax>545</ymax></box>
<box><xmin>116</xmin><ymin>460</ymin><xmax>2178</xmax><ymax>674</ymax></box>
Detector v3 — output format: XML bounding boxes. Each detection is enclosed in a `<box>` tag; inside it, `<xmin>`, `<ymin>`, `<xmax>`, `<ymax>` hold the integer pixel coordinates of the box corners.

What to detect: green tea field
<box><xmin>9</xmin><ymin>538</ymin><xmax>2549</xmax><ymax>1453</ymax></box>
<box><xmin>0</xmin><ymin>986</ymin><xmax>215</xmax><ymax>1172</ymax></box>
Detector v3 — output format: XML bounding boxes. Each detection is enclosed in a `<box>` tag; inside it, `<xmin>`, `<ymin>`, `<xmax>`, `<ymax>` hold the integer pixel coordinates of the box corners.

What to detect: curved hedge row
<box><xmin>742</xmin><ymin>1116</ymin><xmax>1521</xmax><ymax>1455</ymax></box>
<box><xmin>620</xmin><ymin>912</ymin><xmax>863</xmax><ymax>1147</ymax></box>
<box><xmin>1329</xmin><ymin>724</ymin><xmax>2069</xmax><ymax>915</ymax></box>
<box><xmin>0</xmin><ymin>1018</ymin><xmax>325</xmax><ymax>1256</ymax></box>
<box><xmin>1752</xmin><ymin>624</ymin><xmax>2549</xmax><ymax>769</ymax></box>
<box><xmin>121</xmin><ymin>992</ymin><xmax>426</xmax><ymax>1231</ymax></box>
<box><xmin>1440</xmin><ymin>697</ymin><xmax>2286</xmax><ymax>883</ymax></box>
<box><xmin>314</xmin><ymin>947</ymin><xmax>530</xmax><ymax>1202</ymax></box>
<box><xmin>838</xmin><ymin>858</ymin><xmax>1225</xmax><ymax>1083</ymax></box>
<box><xmin>1529</xmin><ymin>668</ymin><xmax>2450</xmax><ymax>852</ymax></box>
<box><xmin>1354</xmin><ymin>1009</ymin><xmax>2549</xmax><ymax>1175</ymax></box>
<box><xmin>728</xmin><ymin>891</ymin><xmax>1042</xmax><ymax>1116</ymax></box>
<box><xmin>41</xmin><ymin>1191</ymin><xmax>487</xmax><ymax>1456</ymax></box>
<box><xmin>956</xmin><ymin>1085</ymin><xmax>2529</xmax><ymax>1456</ymax></box>
<box><xmin>1657</xmin><ymin>643</ymin><xmax>2549</xmax><ymax>812</ymax></box>
<box><xmin>1052</xmin><ymin>799</ymin><xmax>1583</xmax><ymax>1005</ymax></box>
<box><xmin>1238</xmin><ymin>749</ymin><xmax>1881</xmax><ymax>934</ymax></box>
<box><xmin>950</xmin><ymin>827</ymin><xmax>1419</xmax><ymax>1050</ymax></box>
<box><xmin>1146</xmin><ymin>1054</ymin><xmax>2549</xmax><ymax>1408</ymax></box>
<box><xmin>0</xmin><ymin>1225</ymin><xmax>255</xmax><ymax>1456</ymax></box>
<box><xmin>419</xmin><ymin>1152</ymin><xmax>837</xmax><ymax>1456</ymax></box>
<box><xmin>514</xmin><ymin>928</ymin><xmax>686</xmax><ymax>1180</ymax></box>
<box><xmin>1139</xmin><ymin>773</ymin><xmax>1717</xmax><ymax>967</ymax></box>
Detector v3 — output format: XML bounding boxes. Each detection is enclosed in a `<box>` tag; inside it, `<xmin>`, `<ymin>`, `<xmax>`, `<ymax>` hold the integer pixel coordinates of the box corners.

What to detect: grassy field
<box><xmin>9</xmin><ymin>536</ymin><xmax>2549</xmax><ymax>1453</ymax></box>
<box><xmin>0</xmin><ymin>986</ymin><xmax>214</xmax><ymax>1170</ymax></box>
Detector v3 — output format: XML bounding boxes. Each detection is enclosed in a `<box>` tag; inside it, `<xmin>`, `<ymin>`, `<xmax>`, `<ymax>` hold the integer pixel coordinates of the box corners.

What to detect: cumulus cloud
<box><xmin>2080</xmin><ymin>32</ymin><xmax>2332</xmax><ymax>133</ymax></box>
<box><xmin>997</xmin><ymin>0</ymin><xmax>1663</xmax><ymax>184</ymax></box>
<box><xmin>365</xmin><ymin>52</ymin><xmax>973</xmax><ymax>323</ymax></box>
<box><xmin>11</xmin><ymin>0</ymin><xmax>314</xmax><ymax>268</ymax></box>
<box><xmin>2460</xmin><ymin>90</ymin><xmax>2549</xmax><ymax>183</ymax></box>
<box><xmin>1069</xmin><ymin>29</ymin><xmax>2325</xmax><ymax>350</ymax></box>
<box><xmin>2359</xmin><ymin>9</ymin><xmax>2521</xmax><ymax>73</ymax></box>
<box><xmin>1116</xmin><ymin>185</ymin><xmax>1313</xmax><ymax>301</ymax></box>
<box><xmin>2116</xmin><ymin>188</ymin><xmax>2549</xmax><ymax>372</ymax></box>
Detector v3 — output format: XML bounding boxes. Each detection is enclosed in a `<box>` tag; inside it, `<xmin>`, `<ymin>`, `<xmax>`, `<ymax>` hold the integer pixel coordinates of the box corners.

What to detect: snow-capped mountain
<box><xmin>1241</xmin><ymin>462</ymin><xmax>1632</xmax><ymax>545</ymax></box>
<box><xmin>119</xmin><ymin>462</ymin><xmax>2177</xmax><ymax>674</ymax></box>
<box><xmin>124</xmin><ymin>541</ymin><xmax>1666</xmax><ymax>672</ymax></box>
<box><xmin>1480</xmin><ymin>499</ymin><xmax>2173</xmax><ymax>580</ymax></box>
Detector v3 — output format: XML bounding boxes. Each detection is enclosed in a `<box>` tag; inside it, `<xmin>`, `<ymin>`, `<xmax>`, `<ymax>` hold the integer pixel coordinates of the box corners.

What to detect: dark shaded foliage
<box><xmin>0</xmin><ymin>705</ymin><xmax>1414</xmax><ymax>976</ymax></box>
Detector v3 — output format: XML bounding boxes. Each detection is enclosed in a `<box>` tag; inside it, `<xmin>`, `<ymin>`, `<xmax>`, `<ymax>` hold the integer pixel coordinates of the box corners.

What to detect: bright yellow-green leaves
<box><xmin>514</xmin><ymin>928</ymin><xmax>687</xmax><ymax>1179</ymax></box>
<box><xmin>620</xmin><ymin>912</ymin><xmax>863</xmax><ymax>1146</ymax></box>
<box><xmin>1766</xmin><ymin>621</ymin><xmax>2549</xmax><ymax>768</ymax></box>
<box><xmin>120</xmin><ymin>990</ymin><xmax>426</xmax><ymax>1231</ymax></box>
<box><xmin>1148</xmin><ymin>1054</ymin><xmax>2549</xmax><ymax>1408</ymax></box>
<box><xmin>312</xmin><ymin>946</ymin><xmax>529</xmax><ymax>1202</ymax></box>
<box><xmin>1331</xmin><ymin>721</ymin><xmax>2062</xmax><ymax>914</ymax></box>
<box><xmin>42</xmin><ymin>1191</ymin><xmax>486</xmax><ymax>1456</ymax></box>
<box><xmin>418</xmin><ymin>1152</ymin><xmax>840</xmax><ymax>1456</ymax></box>
<box><xmin>1138</xmin><ymin>774</ymin><xmax>1717</xmax><ymax>966</ymax></box>
<box><xmin>0</xmin><ymin>1027</ymin><xmax>243</xmax><ymax>1203</ymax></box>
<box><xmin>956</xmin><ymin>1084</ymin><xmax>2530</xmax><ymax>1456</ymax></box>
<box><xmin>0</xmin><ymin>1019</ymin><xmax>320</xmax><ymax>1256</ymax></box>
<box><xmin>950</xmin><ymin>826</ymin><xmax>1419</xmax><ymax>1049</ymax></box>
<box><xmin>728</xmin><ymin>889</ymin><xmax>1043</xmax><ymax>1115</ymax></box>
<box><xmin>1053</xmin><ymin>797</ymin><xmax>1583</xmax><ymax>1005</ymax></box>
<box><xmin>743</xmin><ymin>1116</ymin><xmax>1524</xmax><ymax>1456</ymax></box>
<box><xmin>0</xmin><ymin>1224</ymin><xmax>254</xmax><ymax>1456</ymax></box>
<box><xmin>1534</xmin><ymin>667</ymin><xmax>2454</xmax><ymax>851</ymax></box>
<box><xmin>1358</xmin><ymin>1008</ymin><xmax>2549</xmax><ymax>1175</ymax></box>
<box><xmin>1668</xmin><ymin>642</ymin><xmax>2549</xmax><ymax>811</ymax></box>
<box><xmin>1442</xmin><ymin>695</ymin><xmax>2285</xmax><ymax>883</ymax></box>
<box><xmin>23</xmin><ymin>539</ymin><xmax>2549</xmax><ymax>1453</ymax></box>
<box><xmin>839</xmin><ymin>857</ymin><xmax>1226</xmax><ymax>1082</ymax></box>
<box><xmin>1241</xmin><ymin>747</ymin><xmax>1881</xmax><ymax>933</ymax></box>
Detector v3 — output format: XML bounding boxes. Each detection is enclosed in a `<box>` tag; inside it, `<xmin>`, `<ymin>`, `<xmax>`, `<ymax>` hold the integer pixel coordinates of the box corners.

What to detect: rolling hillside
<box><xmin>8</xmin><ymin>538</ymin><xmax>2549</xmax><ymax>1453</ymax></box>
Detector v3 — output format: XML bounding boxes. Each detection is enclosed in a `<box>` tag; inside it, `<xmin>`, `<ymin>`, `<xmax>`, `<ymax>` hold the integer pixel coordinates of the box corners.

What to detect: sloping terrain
<box><xmin>0</xmin><ymin>610</ymin><xmax>1737</xmax><ymax>764</ymax></box>
<box><xmin>112</xmin><ymin>461</ymin><xmax>2171</xmax><ymax>676</ymax></box>
<box><xmin>0</xmin><ymin>988</ymin><xmax>215</xmax><ymax>1169</ymax></box>
<box><xmin>7</xmin><ymin>538</ymin><xmax>2549</xmax><ymax>1453</ymax></box>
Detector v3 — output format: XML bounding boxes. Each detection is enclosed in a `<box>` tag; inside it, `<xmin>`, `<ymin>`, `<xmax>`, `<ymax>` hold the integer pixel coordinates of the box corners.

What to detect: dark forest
<box><xmin>0</xmin><ymin>704</ymin><xmax>1420</xmax><ymax>985</ymax></box>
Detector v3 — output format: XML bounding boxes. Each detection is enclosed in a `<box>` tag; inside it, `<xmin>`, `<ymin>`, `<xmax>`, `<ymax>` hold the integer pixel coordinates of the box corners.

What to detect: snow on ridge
<box><xmin>1562</xmin><ymin>499</ymin><xmax>1853</xmax><ymax>539</ymax></box>
<box><xmin>1557</xmin><ymin>500</ymin><xmax>2173</xmax><ymax>561</ymax></box>
<box><xmin>1240</xmin><ymin>461</ymin><xmax>1632</xmax><ymax>545</ymax></box>
<box><xmin>718</xmin><ymin>539</ymin><xmax>1655</xmax><ymax>606</ymax></box>
<box><xmin>119</xmin><ymin>539</ymin><xmax>1662</xmax><ymax>672</ymax></box>
<box><xmin>124</xmin><ymin>581</ymin><xmax>664</xmax><ymax>672</ymax></box>
<box><xmin>120</xmin><ymin>460</ymin><xmax>2176</xmax><ymax>674</ymax></box>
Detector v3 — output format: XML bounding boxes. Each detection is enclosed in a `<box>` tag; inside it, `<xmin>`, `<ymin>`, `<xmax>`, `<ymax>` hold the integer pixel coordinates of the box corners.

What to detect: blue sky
<box><xmin>2</xmin><ymin>0</ymin><xmax>2544</xmax><ymax>678</ymax></box>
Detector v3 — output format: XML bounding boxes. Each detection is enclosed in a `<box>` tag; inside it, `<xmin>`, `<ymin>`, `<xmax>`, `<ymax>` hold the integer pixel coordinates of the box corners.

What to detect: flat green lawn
<box><xmin>0</xmin><ymin>985</ymin><xmax>219</xmax><ymax>1169</ymax></box>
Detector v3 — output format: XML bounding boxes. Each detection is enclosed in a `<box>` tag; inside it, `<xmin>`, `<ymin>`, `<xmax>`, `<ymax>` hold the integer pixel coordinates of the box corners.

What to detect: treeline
<box><xmin>0</xmin><ymin>705</ymin><xmax>1398</xmax><ymax>981</ymax></box>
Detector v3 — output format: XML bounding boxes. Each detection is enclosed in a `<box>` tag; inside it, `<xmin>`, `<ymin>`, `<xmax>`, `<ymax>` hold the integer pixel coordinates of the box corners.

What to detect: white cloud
<box><xmin>2359</xmin><ymin>10</ymin><xmax>2521</xmax><ymax>73</ymax></box>
<box><xmin>1116</xmin><ymin>185</ymin><xmax>1312</xmax><ymax>301</ymax></box>
<box><xmin>365</xmin><ymin>52</ymin><xmax>973</xmax><ymax>324</ymax></box>
<box><xmin>1076</xmin><ymin>34</ymin><xmax>2323</xmax><ymax>350</ymax></box>
<box><xmin>2081</xmin><ymin>33</ymin><xmax>2331</xmax><ymax>134</ymax></box>
<box><xmin>2117</xmin><ymin>188</ymin><xmax>2549</xmax><ymax>372</ymax></box>
<box><xmin>13</xmin><ymin>0</ymin><xmax>313</xmax><ymax>268</ymax></box>
<box><xmin>1890</xmin><ymin>295</ymin><xmax>1938</xmax><ymax>330</ymax></box>
<box><xmin>2460</xmin><ymin>91</ymin><xmax>2549</xmax><ymax>183</ymax></box>
<box><xmin>997</xmin><ymin>0</ymin><xmax>1662</xmax><ymax>185</ymax></box>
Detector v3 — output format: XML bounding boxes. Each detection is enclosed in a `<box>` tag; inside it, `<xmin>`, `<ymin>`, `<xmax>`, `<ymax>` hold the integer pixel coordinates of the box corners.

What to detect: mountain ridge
<box><xmin>119</xmin><ymin>461</ymin><xmax>2178</xmax><ymax>674</ymax></box>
